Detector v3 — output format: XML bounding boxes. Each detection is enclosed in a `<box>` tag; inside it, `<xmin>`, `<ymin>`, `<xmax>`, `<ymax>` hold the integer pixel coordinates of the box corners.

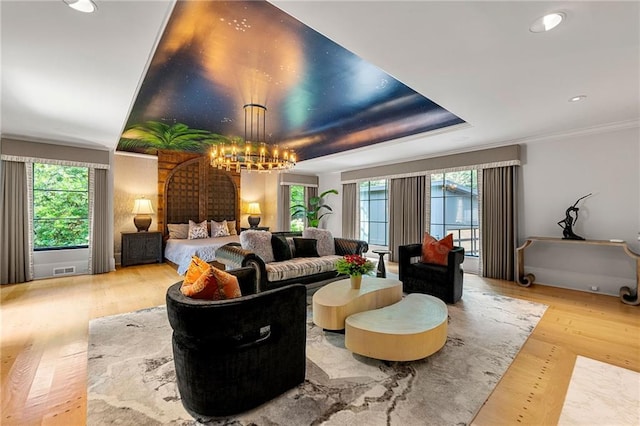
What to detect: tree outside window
<box><xmin>430</xmin><ymin>170</ymin><xmax>478</xmax><ymax>256</ymax></box>
<box><xmin>359</xmin><ymin>180</ymin><xmax>388</xmax><ymax>246</ymax></box>
<box><xmin>289</xmin><ymin>185</ymin><xmax>305</xmax><ymax>231</ymax></box>
<box><xmin>33</xmin><ymin>164</ymin><xmax>89</xmax><ymax>249</ymax></box>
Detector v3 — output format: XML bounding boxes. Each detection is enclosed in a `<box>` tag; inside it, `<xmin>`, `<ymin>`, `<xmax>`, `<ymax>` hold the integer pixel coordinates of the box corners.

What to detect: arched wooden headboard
<box><xmin>158</xmin><ymin>151</ymin><xmax>241</xmax><ymax>237</ymax></box>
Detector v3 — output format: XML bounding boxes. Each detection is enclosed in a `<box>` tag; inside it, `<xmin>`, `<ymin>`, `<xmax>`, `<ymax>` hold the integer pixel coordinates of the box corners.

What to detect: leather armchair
<box><xmin>398</xmin><ymin>244</ymin><xmax>465</xmax><ymax>304</ymax></box>
<box><xmin>166</xmin><ymin>266</ymin><xmax>307</xmax><ymax>420</ymax></box>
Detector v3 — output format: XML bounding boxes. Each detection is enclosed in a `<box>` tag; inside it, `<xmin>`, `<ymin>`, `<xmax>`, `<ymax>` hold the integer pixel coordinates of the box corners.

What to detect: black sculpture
<box><xmin>557</xmin><ymin>193</ymin><xmax>592</xmax><ymax>240</ymax></box>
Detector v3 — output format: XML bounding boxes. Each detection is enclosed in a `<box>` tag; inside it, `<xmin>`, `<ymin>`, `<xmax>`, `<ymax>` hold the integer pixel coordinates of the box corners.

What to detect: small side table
<box><xmin>240</xmin><ymin>226</ymin><xmax>270</xmax><ymax>232</ymax></box>
<box><xmin>372</xmin><ymin>249</ymin><xmax>392</xmax><ymax>278</ymax></box>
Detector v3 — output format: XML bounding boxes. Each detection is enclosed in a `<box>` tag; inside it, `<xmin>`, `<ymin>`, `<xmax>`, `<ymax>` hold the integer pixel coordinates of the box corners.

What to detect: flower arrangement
<box><xmin>336</xmin><ymin>254</ymin><xmax>375</xmax><ymax>276</ymax></box>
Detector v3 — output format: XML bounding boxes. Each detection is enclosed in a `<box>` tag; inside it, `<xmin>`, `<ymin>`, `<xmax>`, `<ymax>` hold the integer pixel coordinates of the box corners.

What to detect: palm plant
<box><xmin>118</xmin><ymin>121</ymin><xmax>229</xmax><ymax>154</ymax></box>
<box><xmin>290</xmin><ymin>189</ymin><xmax>338</xmax><ymax>228</ymax></box>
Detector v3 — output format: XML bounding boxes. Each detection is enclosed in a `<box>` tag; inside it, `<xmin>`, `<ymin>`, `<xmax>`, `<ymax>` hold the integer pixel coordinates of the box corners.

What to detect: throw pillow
<box><xmin>167</xmin><ymin>223</ymin><xmax>189</xmax><ymax>239</ymax></box>
<box><xmin>302</xmin><ymin>227</ymin><xmax>335</xmax><ymax>256</ymax></box>
<box><xmin>188</xmin><ymin>220</ymin><xmax>209</xmax><ymax>240</ymax></box>
<box><xmin>293</xmin><ymin>237</ymin><xmax>320</xmax><ymax>258</ymax></box>
<box><xmin>226</xmin><ymin>220</ymin><xmax>238</xmax><ymax>236</ymax></box>
<box><xmin>240</xmin><ymin>230</ymin><xmax>275</xmax><ymax>263</ymax></box>
<box><xmin>211</xmin><ymin>220</ymin><xmax>230</xmax><ymax>237</ymax></box>
<box><xmin>271</xmin><ymin>234</ymin><xmax>292</xmax><ymax>261</ymax></box>
<box><xmin>421</xmin><ymin>233</ymin><xmax>454</xmax><ymax>266</ymax></box>
<box><xmin>180</xmin><ymin>256</ymin><xmax>242</xmax><ymax>300</ymax></box>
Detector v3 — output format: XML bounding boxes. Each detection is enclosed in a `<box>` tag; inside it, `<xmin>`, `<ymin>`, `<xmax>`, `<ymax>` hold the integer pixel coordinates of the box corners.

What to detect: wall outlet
<box><xmin>590</xmin><ymin>286</ymin><xmax>599</xmax><ymax>291</ymax></box>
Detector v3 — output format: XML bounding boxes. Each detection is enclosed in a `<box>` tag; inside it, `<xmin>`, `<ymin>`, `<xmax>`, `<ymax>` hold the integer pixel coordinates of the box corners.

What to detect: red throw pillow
<box><xmin>180</xmin><ymin>256</ymin><xmax>242</xmax><ymax>300</ymax></box>
<box><xmin>421</xmin><ymin>233</ymin><xmax>454</xmax><ymax>266</ymax></box>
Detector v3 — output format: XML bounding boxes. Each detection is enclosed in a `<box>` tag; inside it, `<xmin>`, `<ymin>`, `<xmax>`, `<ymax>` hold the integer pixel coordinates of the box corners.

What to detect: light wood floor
<box><xmin>1</xmin><ymin>263</ymin><xmax>638</xmax><ymax>425</ymax></box>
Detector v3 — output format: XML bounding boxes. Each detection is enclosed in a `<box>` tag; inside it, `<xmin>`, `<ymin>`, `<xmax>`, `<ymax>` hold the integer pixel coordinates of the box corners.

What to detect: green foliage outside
<box><xmin>289</xmin><ymin>185</ymin><xmax>305</xmax><ymax>231</ymax></box>
<box><xmin>33</xmin><ymin>164</ymin><xmax>89</xmax><ymax>249</ymax></box>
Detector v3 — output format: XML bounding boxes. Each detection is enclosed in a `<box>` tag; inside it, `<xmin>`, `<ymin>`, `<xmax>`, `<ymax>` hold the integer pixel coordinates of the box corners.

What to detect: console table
<box><xmin>516</xmin><ymin>236</ymin><xmax>640</xmax><ymax>305</ymax></box>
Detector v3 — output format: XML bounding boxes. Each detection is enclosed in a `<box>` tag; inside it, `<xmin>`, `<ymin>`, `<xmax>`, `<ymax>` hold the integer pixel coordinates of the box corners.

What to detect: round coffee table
<box><xmin>345</xmin><ymin>293</ymin><xmax>448</xmax><ymax>361</ymax></box>
<box><xmin>312</xmin><ymin>276</ymin><xmax>402</xmax><ymax>330</ymax></box>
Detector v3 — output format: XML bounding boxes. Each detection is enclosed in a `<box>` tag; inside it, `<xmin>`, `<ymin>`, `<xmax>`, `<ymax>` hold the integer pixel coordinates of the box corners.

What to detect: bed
<box><xmin>158</xmin><ymin>152</ymin><xmax>242</xmax><ymax>274</ymax></box>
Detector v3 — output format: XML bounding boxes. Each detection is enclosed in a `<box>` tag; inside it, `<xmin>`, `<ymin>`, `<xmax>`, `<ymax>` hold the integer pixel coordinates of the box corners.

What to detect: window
<box><xmin>33</xmin><ymin>163</ymin><xmax>89</xmax><ymax>250</ymax></box>
<box><xmin>289</xmin><ymin>184</ymin><xmax>305</xmax><ymax>231</ymax></box>
<box><xmin>430</xmin><ymin>170</ymin><xmax>478</xmax><ymax>256</ymax></box>
<box><xmin>359</xmin><ymin>180</ymin><xmax>388</xmax><ymax>246</ymax></box>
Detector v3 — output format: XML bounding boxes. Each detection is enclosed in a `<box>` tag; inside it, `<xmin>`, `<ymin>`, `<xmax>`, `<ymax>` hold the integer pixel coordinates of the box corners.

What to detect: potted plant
<box><xmin>290</xmin><ymin>188</ymin><xmax>338</xmax><ymax>228</ymax></box>
<box><xmin>336</xmin><ymin>254</ymin><xmax>375</xmax><ymax>289</ymax></box>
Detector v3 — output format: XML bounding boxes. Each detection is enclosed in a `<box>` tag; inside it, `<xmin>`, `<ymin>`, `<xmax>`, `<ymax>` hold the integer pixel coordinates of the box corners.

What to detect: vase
<box><xmin>350</xmin><ymin>275</ymin><xmax>362</xmax><ymax>289</ymax></box>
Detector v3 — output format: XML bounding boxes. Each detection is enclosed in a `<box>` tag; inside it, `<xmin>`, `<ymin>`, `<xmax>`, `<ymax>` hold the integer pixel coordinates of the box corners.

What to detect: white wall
<box><xmin>113</xmin><ymin>152</ymin><xmax>158</xmax><ymax>264</ymax></box>
<box><xmin>519</xmin><ymin>126</ymin><xmax>639</xmax><ymax>295</ymax></box>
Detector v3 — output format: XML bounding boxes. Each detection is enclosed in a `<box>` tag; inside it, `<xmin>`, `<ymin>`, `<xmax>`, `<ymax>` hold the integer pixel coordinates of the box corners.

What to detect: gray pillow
<box><xmin>167</xmin><ymin>223</ymin><xmax>189</xmax><ymax>239</ymax></box>
<box><xmin>302</xmin><ymin>227</ymin><xmax>335</xmax><ymax>256</ymax></box>
<box><xmin>240</xmin><ymin>230</ymin><xmax>275</xmax><ymax>263</ymax></box>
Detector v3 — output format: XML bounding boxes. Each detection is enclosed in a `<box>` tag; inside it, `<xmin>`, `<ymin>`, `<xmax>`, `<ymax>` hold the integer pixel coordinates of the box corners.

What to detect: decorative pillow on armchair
<box><xmin>211</xmin><ymin>220</ymin><xmax>231</xmax><ymax>237</ymax></box>
<box><xmin>240</xmin><ymin>230</ymin><xmax>275</xmax><ymax>263</ymax></box>
<box><xmin>421</xmin><ymin>233</ymin><xmax>454</xmax><ymax>266</ymax></box>
<box><xmin>188</xmin><ymin>220</ymin><xmax>209</xmax><ymax>240</ymax></box>
<box><xmin>302</xmin><ymin>227</ymin><xmax>335</xmax><ymax>256</ymax></box>
<box><xmin>181</xmin><ymin>256</ymin><xmax>241</xmax><ymax>300</ymax></box>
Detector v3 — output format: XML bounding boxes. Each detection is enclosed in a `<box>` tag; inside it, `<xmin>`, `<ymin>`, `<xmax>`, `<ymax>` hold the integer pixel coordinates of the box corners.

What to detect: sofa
<box><xmin>166</xmin><ymin>266</ymin><xmax>307</xmax><ymax>419</ymax></box>
<box><xmin>215</xmin><ymin>228</ymin><xmax>369</xmax><ymax>292</ymax></box>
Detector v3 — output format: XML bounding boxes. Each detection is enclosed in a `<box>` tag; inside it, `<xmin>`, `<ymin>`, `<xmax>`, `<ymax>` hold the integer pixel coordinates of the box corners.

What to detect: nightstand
<box><xmin>121</xmin><ymin>231</ymin><xmax>163</xmax><ymax>266</ymax></box>
<box><xmin>240</xmin><ymin>226</ymin><xmax>270</xmax><ymax>232</ymax></box>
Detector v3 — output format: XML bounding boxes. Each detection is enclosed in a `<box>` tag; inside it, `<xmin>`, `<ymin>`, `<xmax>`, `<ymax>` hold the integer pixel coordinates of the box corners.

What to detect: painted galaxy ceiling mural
<box><xmin>117</xmin><ymin>0</ymin><xmax>464</xmax><ymax>162</ymax></box>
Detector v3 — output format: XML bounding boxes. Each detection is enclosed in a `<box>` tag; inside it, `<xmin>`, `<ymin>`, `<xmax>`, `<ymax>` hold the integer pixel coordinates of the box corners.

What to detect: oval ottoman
<box><xmin>345</xmin><ymin>293</ymin><xmax>448</xmax><ymax>361</ymax></box>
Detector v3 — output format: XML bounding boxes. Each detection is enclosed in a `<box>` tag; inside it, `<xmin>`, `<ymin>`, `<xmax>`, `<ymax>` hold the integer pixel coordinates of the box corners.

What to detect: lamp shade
<box><xmin>246</xmin><ymin>202</ymin><xmax>262</xmax><ymax>215</ymax></box>
<box><xmin>132</xmin><ymin>198</ymin><xmax>154</xmax><ymax>215</ymax></box>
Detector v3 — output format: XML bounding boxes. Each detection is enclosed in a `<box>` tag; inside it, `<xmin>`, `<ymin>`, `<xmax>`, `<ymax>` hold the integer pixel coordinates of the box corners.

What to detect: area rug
<box><xmin>558</xmin><ymin>356</ymin><xmax>640</xmax><ymax>425</ymax></box>
<box><xmin>87</xmin><ymin>286</ymin><xmax>547</xmax><ymax>425</ymax></box>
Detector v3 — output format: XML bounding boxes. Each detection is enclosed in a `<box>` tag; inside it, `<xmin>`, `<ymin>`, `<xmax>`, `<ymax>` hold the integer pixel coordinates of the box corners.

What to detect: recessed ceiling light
<box><xmin>569</xmin><ymin>95</ymin><xmax>587</xmax><ymax>102</ymax></box>
<box><xmin>63</xmin><ymin>0</ymin><xmax>97</xmax><ymax>13</ymax></box>
<box><xmin>530</xmin><ymin>12</ymin><xmax>565</xmax><ymax>33</ymax></box>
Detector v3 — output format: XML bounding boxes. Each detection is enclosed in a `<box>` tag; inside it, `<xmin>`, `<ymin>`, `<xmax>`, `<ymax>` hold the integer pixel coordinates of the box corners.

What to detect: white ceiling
<box><xmin>2</xmin><ymin>1</ymin><xmax>639</xmax><ymax>174</ymax></box>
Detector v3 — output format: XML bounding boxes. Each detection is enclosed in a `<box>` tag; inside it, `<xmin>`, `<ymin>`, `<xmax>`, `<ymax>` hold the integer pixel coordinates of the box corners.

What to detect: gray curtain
<box><xmin>388</xmin><ymin>175</ymin><xmax>426</xmax><ymax>262</ymax></box>
<box><xmin>481</xmin><ymin>166</ymin><xmax>517</xmax><ymax>280</ymax></box>
<box><xmin>341</xmin><ymin>183</ymin><xmax>358</xmax><ymax>239</ymax></box>
<box><xmin>91</xmin><ymin>168</ymin><xmax>111</xmax><ymax>274</ymax></box>
<box><xmin>1</xmin><ymin>161</ymin><xmax>32</xmax><ymax>284</ymax></box>
<box><xmin>278</xmin><ymin>184</ymin><xmax>291</xmax><ymax>231</ymax></box>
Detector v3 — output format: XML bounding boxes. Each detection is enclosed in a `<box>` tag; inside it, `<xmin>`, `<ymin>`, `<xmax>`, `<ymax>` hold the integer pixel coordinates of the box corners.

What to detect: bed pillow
<box><xmin>211</xmin><ymin>220</ymin><xmax>230</xmax><ymax>237</ymax></box>
<box><xmin>271</xmin><ymin>234</ymin><xmax>292</xmax><ymax>261</ymax></box>
<box><xmin>302</xmin><ymin>227</ymin><xmax>335</xmax><ymax>256</ymax></box>
<box><xmin>226</xmin><ymin>220</ymin><xmax>238</xmax><ymax>236</ymax></box>
<box><xmin>293</xmin><ymin>237</ymin><xmax>320</xmax><ymax>258</ymax></box>
<box><xmin>240</xmin><ymin>230</ymin><xmax>275</xmax><ymax>263</ymax></box>
<box><xmin>180</xmin><ymin>256</ymin><xmax>241</xmax><ymax>300</ymax></box>
<box><xmin>188</xmin><ymin>220</ymin><xmax>209</xmax><ymax>239</ymax></box>
<box><xmin>167</xmin><ymin>223</ymin><xmax>189</xmax><ymax>239</ymax></box>
<box><xmin>421</xmin><ymin>233</ymin><xmax>454</xmax><ymax>266</ymax></box>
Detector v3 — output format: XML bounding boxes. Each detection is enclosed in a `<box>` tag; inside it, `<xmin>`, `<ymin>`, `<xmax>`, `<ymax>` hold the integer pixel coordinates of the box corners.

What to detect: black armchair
<box><xmin>398</xmin><ymin>244</ymin><xmax>465</xmax><ymax>304</ymax></box>
<box><xmin>166</xmin><ymin>266</ymin><xmax>307</xmax><ymax>420</ymax></box>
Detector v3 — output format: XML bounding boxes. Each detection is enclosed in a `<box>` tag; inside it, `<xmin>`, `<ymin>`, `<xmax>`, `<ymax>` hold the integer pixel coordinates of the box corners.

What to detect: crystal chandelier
<box><xmin>210</xmin><ymin>103</ymin><xmax>296</xmax><ymax>173</ymax></box>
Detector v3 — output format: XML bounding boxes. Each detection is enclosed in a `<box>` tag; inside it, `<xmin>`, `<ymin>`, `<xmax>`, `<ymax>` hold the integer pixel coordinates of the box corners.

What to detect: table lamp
<box><xmin>247</xmin><ymin>202</ymin><xmax>262</xmax><ymax>228</ymax></box>
<box><xmin>132</xmin><ymin>198</ymin><xmax>154</xmax><ymax>232</ymax></box>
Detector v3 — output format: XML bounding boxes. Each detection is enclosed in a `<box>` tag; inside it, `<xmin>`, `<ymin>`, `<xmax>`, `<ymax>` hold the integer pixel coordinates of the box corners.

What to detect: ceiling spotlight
<box><xmin>530</xmin><ymin>12</ymin><xmax>565</xmax><ymax>33</ymax></box>
<box><xmin>569</xmin><ymin>95</ymin><xmax>587</xmax><ymax>102</ymax></box>
<box><xmin>63</xmin><ymin>0</ymin><xmax>97</xmax><ymax>13</ymax></box>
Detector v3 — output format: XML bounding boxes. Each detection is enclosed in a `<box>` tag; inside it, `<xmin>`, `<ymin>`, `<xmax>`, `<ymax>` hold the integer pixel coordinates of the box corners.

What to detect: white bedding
<box><xmin>164</xmin><ymin>235</ymin><xmax>240</xmax><ymax>275</ymax></box>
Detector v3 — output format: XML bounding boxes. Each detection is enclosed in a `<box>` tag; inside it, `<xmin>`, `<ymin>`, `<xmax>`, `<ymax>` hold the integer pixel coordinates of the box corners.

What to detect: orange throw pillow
<box><xmin>421</xmin><ymin>233</ymin><xmax>454</xmax><ymax>266</ymax></box>
<box><xmin>180</xmin><ymin>256</ymin><xmax>242</xmax><ymax>300</ymax></box>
